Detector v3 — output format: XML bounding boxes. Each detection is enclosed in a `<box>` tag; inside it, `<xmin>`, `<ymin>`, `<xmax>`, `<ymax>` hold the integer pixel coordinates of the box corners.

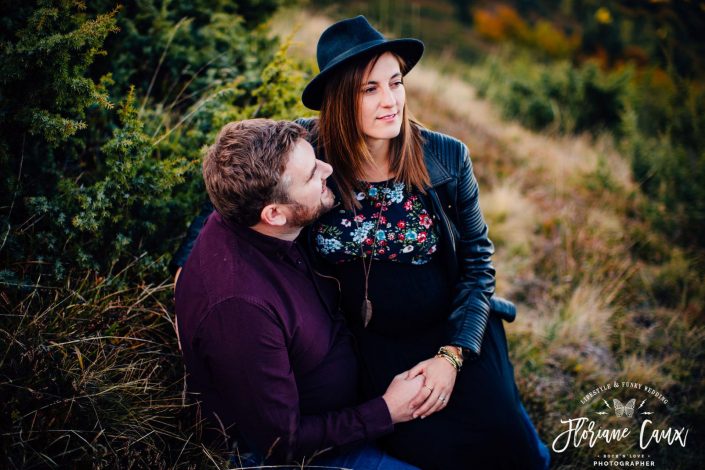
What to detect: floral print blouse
<box><xmin>314</xmin><ymin>180</ymin><xmax>439</xmax><ymax>265</ymax></box>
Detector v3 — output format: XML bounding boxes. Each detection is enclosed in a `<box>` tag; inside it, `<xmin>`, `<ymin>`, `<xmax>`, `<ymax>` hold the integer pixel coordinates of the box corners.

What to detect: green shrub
<box><xmin>1</xmin><ymin>1</ymin><xmax>314</xmax><ymax>467</ymax></box>
<box><xmin>622</xmin><ymin>78</ymin><xmax>705</xmax><ymax>247</ymax></box>
<box><xmin>27</xmin><ymin>87</ymin><xmax>191</xmax><ymax>277</ymax></box>
<box><xmin>499</xmin><ymin>61</ymin><xmax>630</xmax><ymax>135</ymax></box>
<box><xmin>0</xmin><ymin>0</ymin><xmax>290</xmax><ymax>282</ymax></box>
<box><xmin>85</xmin><ymin>0</ymin><xmax>281</xmax><ymax>107</ymax></box>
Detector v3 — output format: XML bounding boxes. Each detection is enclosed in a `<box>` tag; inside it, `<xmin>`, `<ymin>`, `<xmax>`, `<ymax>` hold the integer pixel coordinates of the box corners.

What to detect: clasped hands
<box><xmin>382</xmin><ymin>353</ymin><xmax>458</xmax><ymax>424</ymax></box>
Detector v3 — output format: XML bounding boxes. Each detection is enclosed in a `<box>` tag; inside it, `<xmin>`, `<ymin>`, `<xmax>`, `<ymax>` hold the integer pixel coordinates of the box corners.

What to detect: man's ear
<box><xmin>260</xmin><ymin>203</ymin><xmax>287</xmax><ymax>227</ymax></box>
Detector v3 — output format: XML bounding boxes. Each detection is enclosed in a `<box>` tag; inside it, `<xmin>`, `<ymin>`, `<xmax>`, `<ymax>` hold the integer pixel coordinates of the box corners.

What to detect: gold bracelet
<box><xmin>436</xmin><ymin>347</ymin><xmax>462</xmax><ymax>371</ymax></box>
<box><xmin>439</xmin><ymin>346</ymin><xmax>464</xmax><ymax>367</ymax></box>
<box><xmin>437</xmin><ymin>352</ymin><xmax>460</xmax><ymax>371</ymax></box>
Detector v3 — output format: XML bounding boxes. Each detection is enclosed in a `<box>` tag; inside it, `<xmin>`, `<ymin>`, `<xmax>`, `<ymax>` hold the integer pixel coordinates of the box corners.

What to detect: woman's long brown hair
<box><xmin>316</xmin><ymin>52</ymin><xmax>429</xmax><ymax>210</ymax></box>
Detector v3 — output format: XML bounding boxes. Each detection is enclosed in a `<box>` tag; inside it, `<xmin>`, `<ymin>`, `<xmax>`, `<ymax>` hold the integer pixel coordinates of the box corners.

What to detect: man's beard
<box><xmin>286</xmin><ymin>197</ymin><xmax>334</xmax><ymax>228</ymax></box>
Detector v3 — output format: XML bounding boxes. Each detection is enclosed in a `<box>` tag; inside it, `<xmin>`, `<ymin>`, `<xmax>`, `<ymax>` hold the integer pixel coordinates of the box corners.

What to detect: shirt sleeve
<box><xmin>195</xmin><ymin>297</ymin><xmax>393</xmax><ymax>462</ymax></box>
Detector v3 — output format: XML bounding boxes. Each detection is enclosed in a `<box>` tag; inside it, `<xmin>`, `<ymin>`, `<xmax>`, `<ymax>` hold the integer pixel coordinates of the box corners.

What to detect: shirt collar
<box><xmin>215</xmin><ymin>212</ymin><xmax>300</xmax><ymax>258</ymax></box>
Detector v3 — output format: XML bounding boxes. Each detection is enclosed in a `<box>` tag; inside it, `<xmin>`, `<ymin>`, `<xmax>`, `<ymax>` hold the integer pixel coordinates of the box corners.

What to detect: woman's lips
<box><xmin>377</xmin><ymin>113</ymin><xmax>397</xmax><ymax>122</ymax></box>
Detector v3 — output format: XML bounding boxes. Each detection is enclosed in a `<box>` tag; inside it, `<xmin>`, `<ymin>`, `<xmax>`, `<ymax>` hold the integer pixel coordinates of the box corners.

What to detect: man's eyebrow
<box><xmin>306</xmin><ymin>161</ymin><xmax>317</xmax><ymax>182</ymax></box>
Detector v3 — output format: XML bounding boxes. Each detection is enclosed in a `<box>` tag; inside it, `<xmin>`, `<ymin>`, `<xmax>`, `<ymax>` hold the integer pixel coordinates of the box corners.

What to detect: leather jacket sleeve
<box><xmin>445</xmin><ymin>143</ymin><xmax>496</xmax><ymax>358</ymax></box>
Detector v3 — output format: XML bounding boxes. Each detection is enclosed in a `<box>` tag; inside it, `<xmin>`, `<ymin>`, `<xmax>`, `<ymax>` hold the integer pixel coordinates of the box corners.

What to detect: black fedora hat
<box><xmin>302</xmin><ymin>15</ymin><xmax>424</xmax><ymax>110</ymax></box>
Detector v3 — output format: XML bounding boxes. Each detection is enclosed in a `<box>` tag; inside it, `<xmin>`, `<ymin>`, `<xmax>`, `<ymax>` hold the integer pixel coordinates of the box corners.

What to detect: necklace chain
<box><xmin>351</xmin><ymin>180</ymin><xmax>390</xmax><ymax>327</ymax></box>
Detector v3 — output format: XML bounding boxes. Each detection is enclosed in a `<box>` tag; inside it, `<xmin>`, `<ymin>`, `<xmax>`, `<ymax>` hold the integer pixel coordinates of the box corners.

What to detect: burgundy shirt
<box><xmin>175</xmin><ymin>212</ymin><xmax>392</xmax><ymax>462</ymax></box>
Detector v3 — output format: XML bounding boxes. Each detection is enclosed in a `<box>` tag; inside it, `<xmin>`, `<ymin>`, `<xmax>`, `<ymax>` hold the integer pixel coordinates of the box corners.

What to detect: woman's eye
<box><xmin>392</xmin><ymin>81</ymin><xmax>403</xmax><ymax>87</ymax></box>
<box><xmin>363</xmin><ymin>87</ymin><xmax>376</xmax><ymax>94</ymax></box>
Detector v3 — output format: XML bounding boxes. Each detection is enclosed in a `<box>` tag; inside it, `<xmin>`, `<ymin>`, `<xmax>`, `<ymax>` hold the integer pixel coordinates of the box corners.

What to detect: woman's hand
<box><xmin>406</xmin><ymin>355</ymin><xmax>458</xmax><ymax>419</ymax></box>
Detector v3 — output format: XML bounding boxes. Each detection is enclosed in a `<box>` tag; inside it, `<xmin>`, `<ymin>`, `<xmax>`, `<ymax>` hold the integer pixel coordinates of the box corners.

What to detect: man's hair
<box><xmin>202</xmin><ymin>119</ymin><xmax>307</xmax><ymax>226</ymax></box>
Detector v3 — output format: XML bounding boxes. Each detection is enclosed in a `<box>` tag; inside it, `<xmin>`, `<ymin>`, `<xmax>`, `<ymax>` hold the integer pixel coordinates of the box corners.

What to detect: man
<box><xmin>175</xmin><ymin>119</ymin><xmax>422</xmax><ymax>468</ymax></box>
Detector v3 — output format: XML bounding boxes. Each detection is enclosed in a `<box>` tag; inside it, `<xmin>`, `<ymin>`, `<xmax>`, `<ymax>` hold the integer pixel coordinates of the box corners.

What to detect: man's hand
<box><xmin>407</xmin><ymin>356</ymin><xmax>458</xmax><ymax>419</ymax></box>
<box><xmin>382</xmin><ymin>372</ymin><xmax>424</xmax><ymax>423</ymax></box>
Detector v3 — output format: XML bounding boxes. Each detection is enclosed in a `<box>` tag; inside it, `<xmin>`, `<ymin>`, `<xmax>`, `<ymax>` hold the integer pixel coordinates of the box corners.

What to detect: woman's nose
<box><xmin>380</xmin><ymin>86</ymin><xmax>396</xmax><ymax>107</ymax></box>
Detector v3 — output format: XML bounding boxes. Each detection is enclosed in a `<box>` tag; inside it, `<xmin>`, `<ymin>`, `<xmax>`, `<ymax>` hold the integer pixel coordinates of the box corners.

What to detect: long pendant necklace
<box><xmin>352</xmin><ymin>181</ymin><xmax>389</xmax><ymax>328</ymax></box>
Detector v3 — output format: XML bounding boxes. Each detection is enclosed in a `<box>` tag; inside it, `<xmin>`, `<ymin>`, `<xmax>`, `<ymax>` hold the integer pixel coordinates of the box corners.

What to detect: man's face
<box><xmin>280</xmin><ymin>138</ymin><xmax>335</xmax><ymax>228</ymax></box>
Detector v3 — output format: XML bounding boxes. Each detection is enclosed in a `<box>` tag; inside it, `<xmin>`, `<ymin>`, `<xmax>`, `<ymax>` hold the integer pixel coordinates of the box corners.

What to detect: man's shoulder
<box><xmin>178</xmin><ymin>215</ymin><xmax>277</xmax><ymax>309</ymax></box>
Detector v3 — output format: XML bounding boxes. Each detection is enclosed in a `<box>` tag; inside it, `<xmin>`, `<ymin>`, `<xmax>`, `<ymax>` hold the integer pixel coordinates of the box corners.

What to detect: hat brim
<box><xmin>302</xmin><ymin>38</ymin><xmax>424</xmax><ymax>111</ymax></box>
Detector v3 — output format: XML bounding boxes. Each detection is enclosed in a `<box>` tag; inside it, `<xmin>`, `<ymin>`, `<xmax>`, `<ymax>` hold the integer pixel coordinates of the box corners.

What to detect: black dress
<box><xmin>313</xmin><ymin>181</ymin><xmax>543</xmax><ymax>470</ymax></box>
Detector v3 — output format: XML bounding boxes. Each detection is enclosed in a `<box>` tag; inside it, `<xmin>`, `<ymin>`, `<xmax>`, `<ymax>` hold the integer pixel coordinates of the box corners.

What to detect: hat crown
<box><xmin>317</xmin><ymin>16</ymin><xmax>384</xmax><ymax>71</ymax></box>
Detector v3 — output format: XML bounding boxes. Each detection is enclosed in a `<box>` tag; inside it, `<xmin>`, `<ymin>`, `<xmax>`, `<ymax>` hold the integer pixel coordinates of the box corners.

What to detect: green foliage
<box><xmin>471</xmin><ymin>49</ymin><xmax>705</xmax><ymax>248</ymax></box>
<box><xmin>486</xmin><ymin>59</ymin><xmax>630</xmax><ymax>135</ymax></box>
<box><xmin>27</xmin><ymin>87</ymin><xmax>191</xmax><ymax>276</ymax></box>
<box><xmin>252</xmin><ymin>40</ymin><xmax>311</xmax><ymax>120</ymax></box>
<box><xmin>0</xmin><ymin>0</ymin><xmax>297</xmax><ymax>281</ymax></box>
<box><xmin>1</xmin><ymin>1</ymin><xmax>314</xmax><ymax>467</ymax></box>
<box><xmin>0</xmin><ymin>1</ymin><xmax>123</xmax><ymax>285</ymax></box>
<box><xmin>86</xmin><ymin>1</ymin><xmax>279</xmax><ymax>110</ymax></box>
<box><xmin>0</xmin><ymin>1</ymin><xmax>119</xmax><ymax>146</ymax></box>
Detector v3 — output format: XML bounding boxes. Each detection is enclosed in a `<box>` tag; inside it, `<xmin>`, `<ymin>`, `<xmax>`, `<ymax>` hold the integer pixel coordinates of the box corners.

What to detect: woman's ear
<box><xmin>260</xmin><ymin>203</ymin><xmax>287</xmax><ymax>227</ymax></box>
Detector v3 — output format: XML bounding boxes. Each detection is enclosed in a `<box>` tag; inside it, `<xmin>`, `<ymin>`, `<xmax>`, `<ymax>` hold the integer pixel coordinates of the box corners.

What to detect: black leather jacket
<box><xmin>171</xmin><ymin>119</ymin><xmax>516</xmax><ymax>359</ymax></box>
<box><xmin>416</xmin><ymin>126</ymin><xmax>513</xmax><ymax>358</ymax></box>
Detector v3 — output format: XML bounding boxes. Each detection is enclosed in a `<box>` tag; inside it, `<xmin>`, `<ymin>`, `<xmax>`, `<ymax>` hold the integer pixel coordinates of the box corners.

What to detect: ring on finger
<box><xmin>438</xmin><ymin>396</ymin><xmax>446</xmax><ymax>402</ymax></box>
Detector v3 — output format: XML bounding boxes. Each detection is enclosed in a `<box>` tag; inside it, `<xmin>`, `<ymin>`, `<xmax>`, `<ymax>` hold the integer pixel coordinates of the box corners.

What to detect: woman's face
<box><xmin>357</xmin><ymin>52</ymin><xmax>405</xmax><ymax>144</ymax></box>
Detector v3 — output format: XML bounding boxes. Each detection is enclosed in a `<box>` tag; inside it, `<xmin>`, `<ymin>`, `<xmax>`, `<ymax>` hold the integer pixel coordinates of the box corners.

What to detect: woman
<box><xmin>299</xmin><ymin>16</ymin><xmax>548</xmax><ymax>470</ymax></box>
<box><xmin>174</xmin><ymin>16</ymin><xmax>550</xmax><ymax>470</ymax></box>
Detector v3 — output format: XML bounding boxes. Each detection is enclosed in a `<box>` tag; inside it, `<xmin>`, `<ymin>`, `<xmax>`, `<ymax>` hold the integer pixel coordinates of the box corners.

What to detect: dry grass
<box><xmin>556</xmin><ymin>283</ymin><xmax>616</xmax><ymax>348</ymax></box>
<box><xmin>480</xmin><ymin>182</ymin><xmax>539</xmax><ymax>294</ymax></box>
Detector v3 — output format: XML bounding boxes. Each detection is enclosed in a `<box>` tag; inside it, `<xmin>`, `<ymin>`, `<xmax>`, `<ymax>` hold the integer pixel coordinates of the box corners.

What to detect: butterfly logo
<box><xmin>613</xmin><ymin>398</ymin><xmax>636</xmax><ymax>417</ymax></box>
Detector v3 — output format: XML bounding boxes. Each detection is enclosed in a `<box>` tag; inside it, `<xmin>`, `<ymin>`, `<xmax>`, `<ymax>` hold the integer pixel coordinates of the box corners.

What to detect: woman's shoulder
<box><xmin>295</xmin><ymin>116</ymin><xmax>318</xmax><ymax>132</ymax></box>
<box><xmin>295</xmin><ymin>117</ymin><xmax>321</xmax><ymax>148</ymax></box>
<box><xmin>419</xmin><ymin>127</ymin><xmax>470</xmax><ymax>178</ymax></box>
<box><xmin>420</xmin><ymin>127</ymin><xmax>468</xmax><ymax>155</ymax></box>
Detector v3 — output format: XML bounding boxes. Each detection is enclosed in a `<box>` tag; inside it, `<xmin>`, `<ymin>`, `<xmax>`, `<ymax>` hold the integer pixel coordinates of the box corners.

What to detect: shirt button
<box><xmin>297</xmin><ymin>259</ymin><xmax>303</xmax><ymax>264</ymax></box>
